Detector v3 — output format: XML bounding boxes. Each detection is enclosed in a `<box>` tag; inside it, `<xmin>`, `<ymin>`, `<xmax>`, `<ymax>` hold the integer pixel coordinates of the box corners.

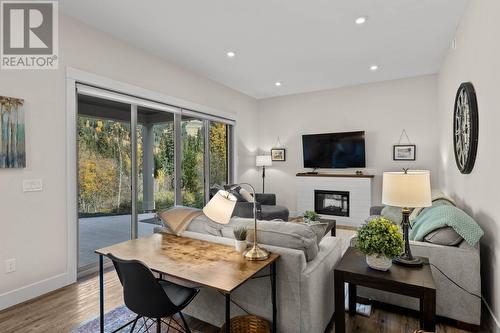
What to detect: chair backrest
<box><xmin>107</xmin><ymin>253</ymin><xmax>176</xmax><ymax>318</ymax></box>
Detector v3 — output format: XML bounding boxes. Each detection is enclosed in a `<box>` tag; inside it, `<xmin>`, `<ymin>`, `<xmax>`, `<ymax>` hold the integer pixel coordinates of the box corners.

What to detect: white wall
<box><xmin>0</xmin><ymin>14</ymin><xmax>259</xmax><ymax>309</ymax></box>
<box><xmin>257</xmin><ymin>75</ymin><xmax>440</xmax><ymax>213</ymax></box>
<box><xmin>437</xmin><ymin>0</ymin><xmax>500</xmax><ymax>331</ymax></box>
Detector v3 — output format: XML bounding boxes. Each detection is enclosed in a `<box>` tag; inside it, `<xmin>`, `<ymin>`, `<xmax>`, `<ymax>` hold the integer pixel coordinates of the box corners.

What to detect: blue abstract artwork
<box><xmin>0</xmin><ymin>96</ymin><xmax>25</xmax><ymax>168</ymax></box>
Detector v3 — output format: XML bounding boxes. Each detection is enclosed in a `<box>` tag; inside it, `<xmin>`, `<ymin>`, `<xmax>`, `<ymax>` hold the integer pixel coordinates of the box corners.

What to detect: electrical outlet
<box><xmin>5</xmin><ymin>258</ymin><xmax>16</xmax><ymax>273</ymax></box>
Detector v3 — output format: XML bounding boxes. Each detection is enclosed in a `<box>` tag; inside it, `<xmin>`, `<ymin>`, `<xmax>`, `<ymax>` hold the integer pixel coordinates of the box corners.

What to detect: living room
<box><xmin>0</xmin><ymin>0</ymin><xmax>498</xmax><ymax>332</ymax></box>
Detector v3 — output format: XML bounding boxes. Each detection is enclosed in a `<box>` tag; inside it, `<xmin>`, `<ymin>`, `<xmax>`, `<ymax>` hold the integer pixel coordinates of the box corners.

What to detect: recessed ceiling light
<box><xmin>355</xmin><ymin>16</ymin><xmax>367</xmax><ymax>25</ymax></box>
<box><xmin>370</xmin><ymin>65</ymin><xmax>379</xmax><ymax>71</ymax></box>
<box><xmin>226</xmin><ymin>51</ymin><xmax>236</xmax><ymax>58</ymax></box>
<box><xmin>275</xmin><ymin>81</ymin><xmax>282</xmax><ymax>87</ymax></box>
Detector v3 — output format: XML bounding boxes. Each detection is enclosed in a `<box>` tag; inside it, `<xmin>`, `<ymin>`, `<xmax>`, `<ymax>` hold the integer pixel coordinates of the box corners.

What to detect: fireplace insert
<box><xmin>314</xmin><ymin>190</ymin><xmax>349</xmax><ymax>217</ymax></box>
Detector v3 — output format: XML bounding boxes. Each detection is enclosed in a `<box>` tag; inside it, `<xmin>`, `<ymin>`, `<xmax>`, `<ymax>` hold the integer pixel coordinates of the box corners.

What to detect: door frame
<box><xmin>66</xmin><ymin>68</ymin><xmax>238</xmax><ymax>281</ymax></box>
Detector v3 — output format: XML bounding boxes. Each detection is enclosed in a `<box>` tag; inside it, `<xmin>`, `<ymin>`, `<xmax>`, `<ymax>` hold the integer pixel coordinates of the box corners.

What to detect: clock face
<box><xmin>453</xmin><ymin>82</ymin><xmax>478</xmax><ymax>174</ymax></box>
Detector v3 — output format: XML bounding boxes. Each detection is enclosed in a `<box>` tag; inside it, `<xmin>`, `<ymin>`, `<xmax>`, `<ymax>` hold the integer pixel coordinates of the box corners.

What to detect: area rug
<box><xmin>71</xmin><ymin>305</ymin><xmax>201</xmax><ymax>333</ymax></box>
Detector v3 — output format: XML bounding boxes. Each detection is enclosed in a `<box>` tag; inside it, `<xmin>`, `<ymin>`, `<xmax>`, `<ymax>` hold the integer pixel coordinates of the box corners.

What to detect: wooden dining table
<box><xmin>95</xmin><ymin>233</ymin><xmax>280</xmax><ymax>333</ymax></box>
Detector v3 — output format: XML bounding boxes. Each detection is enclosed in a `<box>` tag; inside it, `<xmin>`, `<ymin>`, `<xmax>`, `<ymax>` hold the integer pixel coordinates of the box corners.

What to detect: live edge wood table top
<box><xmin>95</xmin><ymin>233</ymin><xmax>280</xmax><ymax>293</ymax></box>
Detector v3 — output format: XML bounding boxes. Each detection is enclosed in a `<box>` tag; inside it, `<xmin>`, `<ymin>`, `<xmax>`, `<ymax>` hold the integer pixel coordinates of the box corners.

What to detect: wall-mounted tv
<box><xmin>302</xmin><ymin>131</ymin><xmax>366</xmax><ymax>168</ymax></box>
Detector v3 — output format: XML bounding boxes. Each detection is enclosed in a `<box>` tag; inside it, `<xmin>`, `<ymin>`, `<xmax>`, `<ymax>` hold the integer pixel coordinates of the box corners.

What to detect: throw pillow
<box><xmin>424</xmin><ymin>227</ymin><xmax>463</xmax><ymax>246</ymax></box>
<box><xmin>226</xmin><ymin>186</ymin><xmax>247</xmax><ymax>202</ymax></box>
<box><xmin>238</xmin><ymin>187</ymin><xmax>254</xmax><ymax>202</ymax></box>
<box><xmin>308</xmin><ymin>222</ymin><xmax>335</xmax><ymax>244</ymax></box>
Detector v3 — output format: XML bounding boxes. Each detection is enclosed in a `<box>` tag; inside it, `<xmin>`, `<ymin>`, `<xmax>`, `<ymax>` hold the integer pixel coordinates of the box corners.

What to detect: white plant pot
<box><xmin>366</xmin><ymin>254</ymin><xmax>392</xmax><ymax>271</ymax></box>
<box><xmin>235</xmin><ymin>240</ymin><xmax>247</xmax><ymax>253</ymax></box>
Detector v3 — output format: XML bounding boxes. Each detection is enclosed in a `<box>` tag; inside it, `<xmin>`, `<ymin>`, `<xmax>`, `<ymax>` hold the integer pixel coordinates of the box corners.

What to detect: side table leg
<box><xmin>348</xmin><ymin>283</ymin><xmax>357</xmax><ymax>316</ymax></box>
<box><xmin>421</xmin><ymin>289</ymin><xmax>436</xmax><ymax>331</ymax></box>
<box><xmin>225</xmin><ymin>293</ymin><xmax>231</xmax><ymax>333</ymax></box>
<box><xmin>334</xmin><ymin>270</ymin><xmax>345</xmax><ymax>333</ymax></box>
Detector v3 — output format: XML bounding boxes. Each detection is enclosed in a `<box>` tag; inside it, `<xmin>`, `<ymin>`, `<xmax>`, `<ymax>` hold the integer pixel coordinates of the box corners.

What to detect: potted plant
<box><xmin>233</xmin><ymin>226</ymin><xmax>248</xmax><ymax>253</ymax></box>
<box><xmin>356</xmin><ymin>217</ymin><xmax>404</xmax><ymax>271</ymax></box>
<box><xmin>304</xmin><ymin>210</ymin><xmax>319</xmax><ymax>224</ymax></box>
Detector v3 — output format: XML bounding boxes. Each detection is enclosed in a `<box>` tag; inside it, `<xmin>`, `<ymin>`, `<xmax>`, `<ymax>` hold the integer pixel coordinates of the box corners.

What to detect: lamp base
<box><xmin>393</xmin><ymin>255</ymin><xmax>423</xmax><ymax>267</ymax></box>
<box><xmin>244</xmin><ymin>244</ymin><xmax>269</xmax><ymax>261</ymax></box>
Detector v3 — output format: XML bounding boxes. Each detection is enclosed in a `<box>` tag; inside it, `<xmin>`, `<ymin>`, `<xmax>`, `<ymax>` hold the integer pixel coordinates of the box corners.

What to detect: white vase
<box><xmin>366</xmin><ymin>254</ymin><xmax>392</xmax><ymax>271</ymax></box>
<box><xmin>235</xmin><ymin>240</ymin><xmax>247</xmax><ymax>253</ymax></box>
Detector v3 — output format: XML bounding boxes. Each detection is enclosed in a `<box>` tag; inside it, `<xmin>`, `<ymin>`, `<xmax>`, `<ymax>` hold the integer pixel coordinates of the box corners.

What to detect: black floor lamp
<box><xmin>256</xmin><ymin>155</ymin><xmax>272</xmax><ymax>193</ymax></box>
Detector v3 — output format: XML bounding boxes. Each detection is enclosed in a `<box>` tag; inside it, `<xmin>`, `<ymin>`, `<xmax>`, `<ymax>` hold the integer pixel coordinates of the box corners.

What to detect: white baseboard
<box><xmin>0</xmin><ymin>273</ymin><xmax>72</xmax><ymax>311</ymax></box>
<box><xmin>483</xmin><ymin>297</ymin><xmax>500</xmax><ymax>333</ymax></box>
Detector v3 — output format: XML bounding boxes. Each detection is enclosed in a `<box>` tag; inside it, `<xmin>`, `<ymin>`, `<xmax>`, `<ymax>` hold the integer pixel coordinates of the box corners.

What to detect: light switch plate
<box><xmin>23</xmin><ymin>179</ymin><xmax>43</xmax><ymax>192</ymax></box>
<box><xmin>5</xmin><ymin>258</ymin><xmax>16</xmax><ymax>273</ymax></box>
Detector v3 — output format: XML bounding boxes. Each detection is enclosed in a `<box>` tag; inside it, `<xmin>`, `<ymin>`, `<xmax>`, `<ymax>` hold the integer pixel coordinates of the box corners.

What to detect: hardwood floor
<box><xmin>0</xmin><ymin>270</ymin><xmax>489</xmax><ymax>333</ymax></box>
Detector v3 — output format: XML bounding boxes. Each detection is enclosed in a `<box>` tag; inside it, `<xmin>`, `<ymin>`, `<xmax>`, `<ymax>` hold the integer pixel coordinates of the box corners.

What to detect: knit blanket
<box><xmin>410</xmin><ymin>205</ymin><xmax>484</xmax><ymax>246</ymax></box>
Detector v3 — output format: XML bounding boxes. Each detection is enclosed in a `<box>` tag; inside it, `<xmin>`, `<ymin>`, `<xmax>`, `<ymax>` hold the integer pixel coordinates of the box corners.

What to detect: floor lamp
<box><xmin>256</xmin><ymin>155</ymin><xmax>272</xmax><ymax>193</ymax></box>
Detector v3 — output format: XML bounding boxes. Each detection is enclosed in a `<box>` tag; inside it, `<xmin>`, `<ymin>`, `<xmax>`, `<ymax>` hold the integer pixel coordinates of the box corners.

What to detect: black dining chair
<box><xmin>107</xmin><ymin>253</ymin><xmax>199</xmax><ymax>333</ymax></box>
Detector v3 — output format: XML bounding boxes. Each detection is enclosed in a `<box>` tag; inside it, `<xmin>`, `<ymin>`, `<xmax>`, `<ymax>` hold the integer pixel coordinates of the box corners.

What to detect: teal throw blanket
<box><xmin>410</xmin><ymin>205</ymin><xmax>483</xmax><ymax>246</ymax></box>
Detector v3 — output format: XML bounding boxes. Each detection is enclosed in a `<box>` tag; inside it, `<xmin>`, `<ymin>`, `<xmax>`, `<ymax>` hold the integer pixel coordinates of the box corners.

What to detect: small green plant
<box><xmin>233</xmin><ymin>226</ymin><xmax>248</xmax><ymax>241</ymax></box>
<box><xmin>304</xmin><ymin>210</ymin><xmax>319</xmax><ymax>222</ymax></box>
<box><xmin>356</xmin><ymin>217</ymin><xmax>404</xmax><ymax>259</ymax></box>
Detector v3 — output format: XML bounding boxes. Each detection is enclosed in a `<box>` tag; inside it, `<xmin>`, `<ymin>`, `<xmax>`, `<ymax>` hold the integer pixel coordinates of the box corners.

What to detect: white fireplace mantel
<box><xmin>296</xmin><ymin>173</ymin><xmax>373</xmax><ymax>227</ymax></box>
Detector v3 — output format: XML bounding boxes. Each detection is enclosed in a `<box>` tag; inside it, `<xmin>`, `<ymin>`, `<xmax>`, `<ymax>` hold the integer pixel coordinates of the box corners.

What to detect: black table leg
<box><xmin>334</xmin><ymin>270</ymin><xmax>345</xmax><ymax>333</ymax></box>
<box><xmin>99</xmin><ymin>254</ymin><xmax>104</xmax><ymax>333</ymax></box>
<box><xmin>225</xmin><ymin>293</ymin><xmax>231</xmax><ymax>333</ymax></box>
<box><xmin>271</xmin><ymin>261</ymin><xmax>277</xmax><ymax>333</ymax></box>
<box><xmin>421</xmin><ymin>288</ymin><xmax>436</xmax><ymax>331</ymax></box>
<box><xmin>348</xmin><ymin>283</ymin><xmax>357</xmax><ymax>316</ymax></box>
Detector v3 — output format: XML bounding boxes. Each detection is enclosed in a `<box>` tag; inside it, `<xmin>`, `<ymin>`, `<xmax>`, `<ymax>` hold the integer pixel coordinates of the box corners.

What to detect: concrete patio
<box><xmin>78</xmin><ymin>214</ymin><xmax>158</xmax><ymax>269</ymax></box>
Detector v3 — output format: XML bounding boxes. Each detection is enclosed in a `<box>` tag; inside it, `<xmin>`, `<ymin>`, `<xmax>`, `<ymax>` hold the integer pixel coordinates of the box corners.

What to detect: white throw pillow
<box><xmin>239</xmin><ymin>187</ymin><xmax>254</xmax><ymax>202</ymax></box>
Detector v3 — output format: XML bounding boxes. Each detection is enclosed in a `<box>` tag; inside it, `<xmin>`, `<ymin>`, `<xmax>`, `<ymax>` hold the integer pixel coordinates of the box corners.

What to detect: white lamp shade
<box><xmin>202</xmin><ymin>190</ymin><xmax>237</xmax><ymax>225</ymax></box>
<box><xmin>382</xmin><ymin>170</ymin><xmax>432</xmax><ymax>208</ymax></box>
<box><xmin>256</xmin><ymin>155</ymin><xmax>272</xmax><ymax>167</ymax></box>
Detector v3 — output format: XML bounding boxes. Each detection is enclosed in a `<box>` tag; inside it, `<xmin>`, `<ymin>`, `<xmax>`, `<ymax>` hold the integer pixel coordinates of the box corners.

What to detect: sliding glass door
<box><xmin>181</xmin><ymin>115</ymin><xmax>205</xmax><ymax>208</ymax></box>
<box><xmin>136</xmin><ymin>106</ymin><xmax>176</xmax><ymax>236</ymax></box>
<box><xmin>77</xmin><ymin>95</ymin><xmax>133</xmax><ymax>271</ymax></box>
<box><xmin>76</xmin><ymin>85</ymin><xmax>234</xmax><ymax>274</ymax></box>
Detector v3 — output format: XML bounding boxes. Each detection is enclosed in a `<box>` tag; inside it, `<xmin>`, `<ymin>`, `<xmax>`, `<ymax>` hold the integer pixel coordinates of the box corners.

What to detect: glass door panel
<box><xmin>209</xmin><ymin>121</ymin><xmax>229</xmax><ymax>187</ymax></box>
<box><xmin>181</xmin><ymin>115</ymin><xmax>205</xmax><ymax>208</ymax></box>
<box><xmin>77</xmin><ymin>95</ymin><xmax>132</xmax><ymax>271</ymax></box>
<box><xmin>136</xmin><ymin>106</ymin><xmax>175</xmax><ymax>235</ymax></box>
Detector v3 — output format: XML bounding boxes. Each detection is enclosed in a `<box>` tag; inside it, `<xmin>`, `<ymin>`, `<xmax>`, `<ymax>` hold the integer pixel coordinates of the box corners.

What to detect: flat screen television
<box><xmin>302</xmin><ymin>131</ymin><xmax>366</xmax><ymax>168</ymax></box>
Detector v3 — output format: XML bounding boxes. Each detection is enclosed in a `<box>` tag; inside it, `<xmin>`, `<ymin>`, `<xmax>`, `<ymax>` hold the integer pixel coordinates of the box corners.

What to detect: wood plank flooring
<box><xmin>0</xmin><ymin>270</ymin><xmax>489</xmax><ymax>333</ymax></box>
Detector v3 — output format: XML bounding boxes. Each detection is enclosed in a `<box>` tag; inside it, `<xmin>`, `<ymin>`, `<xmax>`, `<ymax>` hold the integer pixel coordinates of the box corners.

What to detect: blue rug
<box><xmin>71</xmin><ymin>305</ymin><xmax>200</xmax><ymax>333</ymax></box>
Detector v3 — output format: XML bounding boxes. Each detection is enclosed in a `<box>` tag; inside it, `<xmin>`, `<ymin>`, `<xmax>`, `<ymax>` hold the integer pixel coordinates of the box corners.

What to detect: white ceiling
<box><xmin>60</xmin><ymin>0</ymin><xmax>468</xmax><ymax>99</ymax></box>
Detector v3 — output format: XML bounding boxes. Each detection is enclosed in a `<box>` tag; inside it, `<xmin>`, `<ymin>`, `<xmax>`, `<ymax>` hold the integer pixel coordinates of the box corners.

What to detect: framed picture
<box><xmin>0</xmin><ymin>96</ymin><xmax>25</xmax><ymax>168</ymax></box>
<box><xmin>271</xmin><ymin>148</ymin><xmax>286</xmax><ymax>161</ymax></box>
<box><xmin>393</xmin><ymin>144</ymin><xmax>416</xmax><ymax>161</ymax></box>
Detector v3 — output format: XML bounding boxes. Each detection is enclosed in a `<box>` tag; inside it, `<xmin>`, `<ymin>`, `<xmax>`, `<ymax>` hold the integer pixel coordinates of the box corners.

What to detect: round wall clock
<box><xmin>453</xmin><ymin>82</ymin><xmax>478</xmax><ymax>174</ymax></box>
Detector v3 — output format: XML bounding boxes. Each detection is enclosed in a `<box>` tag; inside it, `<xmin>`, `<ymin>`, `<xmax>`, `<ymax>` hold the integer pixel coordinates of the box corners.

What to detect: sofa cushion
<box><xmin>381</xmin><ymin>205</ymin><xmax>403</xmax><ymax>224</ymax></box>
<box><xmin>261</xmin><ymin>205</ymin><xmax>289</xmax><ymax>221</ymax></box>
<box><xmin>424</xmin><ymin>227</ymin><xmax>463</xmax><ymax>246</ymax></box>
<box><xmin>186</xmin><ymin>214</ymin><xmax>224</xmax><ymax>236</ymax></box>
<box><xmin>220</xmin><ymin>217</ymin><xmax>319</xmax><ymax>261</ymax></box>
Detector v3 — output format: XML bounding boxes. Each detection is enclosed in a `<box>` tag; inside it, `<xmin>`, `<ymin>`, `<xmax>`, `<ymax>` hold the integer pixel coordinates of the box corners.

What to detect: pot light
<box><xmin>226</xmin><ymin>51</ymin><xmax>236</xmax><ymax>58</ymax></box>
<box><xmin>275</xmin><ymin>81</ymin><xmax>282</xmax><ymax>87</ymax></box>
<box><xmin>370</xmin><ymin>65</ymin><xmax>379</xmax><ymax>71</ymax></box>
<box><xmin>355</xmin><ymin>16</ymin><xmax>367</xmax><ymax>25</ymax></box>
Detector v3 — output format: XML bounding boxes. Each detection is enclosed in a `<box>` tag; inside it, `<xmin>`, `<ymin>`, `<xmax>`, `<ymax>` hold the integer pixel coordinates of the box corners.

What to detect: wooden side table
<box><xmin>334</xmin><ymin>247</ymin><xmax>436</xmax><ymax>333</ymax></box>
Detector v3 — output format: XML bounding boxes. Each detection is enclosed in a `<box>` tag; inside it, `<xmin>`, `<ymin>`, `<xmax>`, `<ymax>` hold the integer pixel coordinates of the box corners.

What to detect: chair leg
<box><xmin>178</xmin><ymin>312</ymin><xmax>191</xmax><ymax>333</ymax></box>
<box><xmin>130</xmin><ymin>315</ymin><xmax>140</xmax><ymax>332</ymax></box>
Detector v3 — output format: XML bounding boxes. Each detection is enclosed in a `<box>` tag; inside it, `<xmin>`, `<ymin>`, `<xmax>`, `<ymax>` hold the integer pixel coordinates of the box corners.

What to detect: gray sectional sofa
<box><xmin>155</xmin><ymin>216</ymin><xmax>343</xmax><ymax>333</ymax></box>
<box><xmin>361</xmin><ymin>206</ymin><xmax>481</xmax><ymax>328</ymax></box>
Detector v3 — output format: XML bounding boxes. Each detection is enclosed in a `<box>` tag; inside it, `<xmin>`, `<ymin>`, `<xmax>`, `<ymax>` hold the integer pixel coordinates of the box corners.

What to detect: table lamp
<box><xmin>382</xmin><ymin>169</ymin><xmax>431</xmax><ymax>266</ymax></box>
<box><xmin>256</xmin><ymin>155</ymin><xmax>272</xmax><ymax>193</ymax></box>
<box><xmin>203</xmin><ymin>183</ymin><xmax>269</xmax><ymax>260</ymax></box>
